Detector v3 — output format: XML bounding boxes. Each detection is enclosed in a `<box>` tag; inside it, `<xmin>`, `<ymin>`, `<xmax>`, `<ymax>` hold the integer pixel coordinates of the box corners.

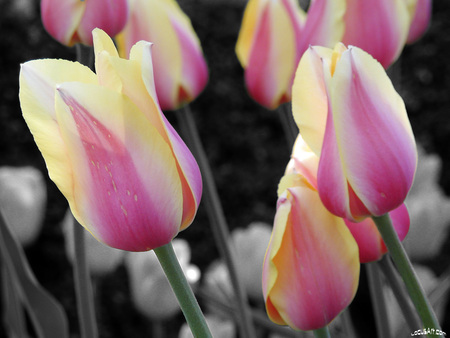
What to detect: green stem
<box><xmin>154</xmin><ymin>243</ymin><xmax>212</xmax><ymax>338</ymax></box>
<box><xmin>176</xmin><ymin>106</ymin><xmax>257</xmax><ymax>338</ymax></box>
<box><xmin>72</xmin><ymin>218</ymin><xmax>98</xmax><ymax>338</ymax></box>
<box><xmin>366</xmin><ymin>262</ymin><xmax>391</xmax><ymax>338</ymax></box>
<box><xmin>372</xmin><ymin>214</ymin><xmax>441</xmax><ymax>333</ymax></box>
<box><xmin>378</xmin><ymin>256</ymin><xmax>422</xmax><ymax>332</ymax></box>
<box><xmin>313</xmin><ymin>326</ymin><xmax>331</xmax><ymax>338</ymax></box>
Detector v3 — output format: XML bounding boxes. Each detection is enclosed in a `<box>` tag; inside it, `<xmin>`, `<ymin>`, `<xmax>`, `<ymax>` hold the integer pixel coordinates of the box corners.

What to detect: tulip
<box><xmin>341</xmin><ymin>0</ymin><xmax>410</xmax><ymax>68</ymax></box>
<box><xmin>125</xmin><ymin>239</ymin><xmax>200</xmax><ymax>320</ymax></box>
<box><xmin>292</xmin><ymin>43</ymin><xmax>417</xmax><ymax>222</ymax></box>
<box><xmin>287</xmin><ymin>136</ymin><xmax>410</xmax><ymax>263</ymax></box>
<box><xmin>0</xmin><ymin>166</ymin><xmax>46</xmax><ymax>246</ymax></box>
<box><xmin>235</xmin><ymin>0</ymin><xmax>345</xmax><ymax>109</ymax></box>
<box><xmin>115</xmin><ymin>0</ymin><xmax>208</xmax><ymax>111</ymax></box>
<box><xmin>19</xmin><ymin>28</ymin><xmax>202</xmax><ymax>252</ymax></box>
<box><xmin>406</xmin><ymin>0</ymin><xmax>432</xmax><ymax>44</ymax></box>
<box><xmin>41</xmin><ymin>0</ymin><xmax>129</xmax><ymax>46</ymax></box>
<box><xmin>263</xmin><ymin>169</ymin><xmax>360</xmax><ymax>331</ymax></box>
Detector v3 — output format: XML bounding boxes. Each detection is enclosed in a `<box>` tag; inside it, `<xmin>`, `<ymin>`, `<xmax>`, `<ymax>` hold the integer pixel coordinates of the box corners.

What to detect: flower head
<box><xmin>41</xmin><ymin>0</ymin><xmax>129</xmax><ymax>46</ymax></box>
<box><xmin>19</xmin><ymin>29</ymin><xmax>202</xmax><ymax>251</ymax></box>
<box><xmin>292</xmin><ymin>43</ymin><xmax>417</xmax><ymax>221</ymax></box>
<box><xmin>115</xmin><ymin>0</ymin><xmax>208</xmax><ymax>110</ymax></box>
<box><xmin>236</xmin><ymin>0</ymin><xmax>345</xmax><ymax>109</ymax></box>
<box><xmin>263</xmin><ymin>135</ymin><xmax>360</xmax><ymax>331</ymax></box>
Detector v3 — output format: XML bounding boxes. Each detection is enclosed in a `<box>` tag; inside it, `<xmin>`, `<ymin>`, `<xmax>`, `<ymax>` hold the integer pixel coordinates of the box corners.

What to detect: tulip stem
<box><xmin>176</xmin><ymin>105</ymin><xmax>257</xmax><ymax>338</ymax></box>
<box><xmin>72</xmin><ymin>218</ymin><xmax>98</xmax><ymax>338</ymax></box>
<box><xmin>154</xmin><ymin>242</ymin><xmax>212</xmax><ymax>338</ymax></box>
<box><xmin>372</xmin><ymin>214</ymin><xmax>441</xmax><ymax>333</ymax></box>
<box><xmin>313</xmin><ymin>326</ymin><xmax>331</xmax><ymax>338</ymax></box>
<box><xmin>366</xmin><ymin>262</ymin><xmax>391</xmax><ymax>338</ymax></box>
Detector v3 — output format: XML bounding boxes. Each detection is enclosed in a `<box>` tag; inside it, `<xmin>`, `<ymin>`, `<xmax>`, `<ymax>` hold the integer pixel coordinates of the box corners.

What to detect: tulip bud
<box><xmin>19</xmin><ymin>29</ymin><xmax>202</xmax><ymax>251</ymax></box>
<box><xmin>341</xmin><ymin>0</ymin><xmax>410</xmax><ymax>68</ymax></box>
<box><xmin>236</xmin><ymin>0</ymin><xmax>345</xmax><ymax>109</ymax></box>
<box><xmin>40</xmin><ymin>0</ymin><xmax>129</xmax><ymax>46</ymax></box>
<box><xmin>0</xmin><ymin>166</ymin><xmax>46</xmax><ymax>246</ymax></box>
<box><xmin>263</xmin><ymin>171</ymin><xmax>359</xmax><ymax>331</ymax></box>
<box><xmin>292</xmin><ymin>43</ymin><xmax>417</xmax><ymax>221</ymax></box>
<box><xmin>406</xmin><ymin>0</ymin><xmax>432</xmax><ymax>44</ymax></box>
<box><xmin>115</xmin><ymin>0</ymin><xmax>208</xmax><ymax>110</ymax></box>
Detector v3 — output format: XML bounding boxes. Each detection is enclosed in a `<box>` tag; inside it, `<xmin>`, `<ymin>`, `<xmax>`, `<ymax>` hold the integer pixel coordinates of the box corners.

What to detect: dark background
<box><xmin>1</xmin><ymin>0</ymin><xmax>449</xmax><ymax>337</ymax></box>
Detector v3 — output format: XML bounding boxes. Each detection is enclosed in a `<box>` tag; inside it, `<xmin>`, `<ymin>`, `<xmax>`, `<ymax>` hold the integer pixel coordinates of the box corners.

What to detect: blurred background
<box><xmin>1</xmin><ymin>0</ymin><xmax>450</xmax><ymax>337</ymax></box>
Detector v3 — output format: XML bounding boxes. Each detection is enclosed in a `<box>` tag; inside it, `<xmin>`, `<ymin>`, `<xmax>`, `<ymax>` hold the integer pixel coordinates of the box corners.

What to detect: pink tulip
<box><xmin>41</xmin><ymin>0</ymin><xmax>129</xmax><ymax>46</ymax></box>
<box><xmin>115</xmin><ymin>0</ymin><xmax>208</xmax><ymax>111</ymax></box>
<box><xmin>342</xmin><ymin>0</ymin><xmax>410</xmax><ymax>68</ymax></box>
<box><xmin>235</xmin><ymin>0</ymin><xmax>345</xmax><ymax>109</ymax></box>
<box><xmin>263</xmin><ymin>164</ymin><xmax>359</xmax><ymax>331</ymax></box>
<box><xmin>292</xmin><ymin>43</ymin><xmax>417</xmax><ymax>222</ymax></box>
<box><xmin>406</xmin><ymin>0</ymin><xmax>432</xmax><ymax>44</ymax></box>
<box><xmin>19</xmin><ymin>29</ymin><xmax>202</xmax><ymax>252</ymax></box>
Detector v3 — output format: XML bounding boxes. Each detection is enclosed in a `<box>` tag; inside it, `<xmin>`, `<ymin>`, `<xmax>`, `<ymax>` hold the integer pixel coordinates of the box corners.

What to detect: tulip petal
<box><xmin>77</xmin><ymin>0</ymin><xmax>129</xmax><ymax>46</ymax></box>
<box><xmin>342</xmin><ymin>0</ymin><xmax>410</xmax><ymax>68</ymax></box>
<box><xmin>406</xmin><ymin>0</ymin><xmax>432</xmax><ymax>44</ymax></box>
<box><xmin>55</xmin><ymin>83</ymin><xmax>183</xmax><ymax>251</ymax></box>
<box><xmin>263</xmin><ymin>184</ymin><xmax>359</xmax><ymax>331</ymax></box>
<box><xmin>329</xmin><ymin>47</ymin><xmax>417</xmax><ymax>217</ymax></box>
<box><xmin>19</xmin><ymin>59</ymin><xmax>97</xmax><ymax>205</ymax></box>
<box><xmin>40</xmin><ymin>0</ymin><xmax>85</xmax><ymax>46</ymax></box>
<box><xmin>296</xmin><ymin>0</ymin><xmax>346</xmax><ymax>54</ymax></box>
<box><xmin>245</xmin><ymin>0</ymin><xmax>297</xmax><ymax>109</ymax></box>
<box><xmin>345</xmin><ymin>203</ymin><xmax>410</xmax><ymax>263</ymax></box>
<box><xmin>291</xmin><ymin>46</ymin><xmax>331</xmax><ymax>156</ymax></box>
<box><xmin>93</xmin><ymin>31</ymin><xmax>202</xmax><ymax>229</ymax></box>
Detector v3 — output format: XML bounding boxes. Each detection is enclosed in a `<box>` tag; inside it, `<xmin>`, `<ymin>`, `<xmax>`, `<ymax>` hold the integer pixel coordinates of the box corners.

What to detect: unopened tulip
<box><xmin>41</xmin><ymin>0</ymin><xmax>129</xmax><ymax>46</ymax></box>
<box><xmin>19</xmin><ymin>28</ymin><xmax>202</xmax><ymax>252</ymax></box>
<box><xmin>406</xmin><ymin>0</ymin><xmax>432</xmax><ymax>44</ymax></box>
<box><xmin>263</xmin><ymin>170</ymin><xmax>359</xmax><ymax>331</ymax></box>
<box><xmin>115</xmin><ymin>0</ymin><xmax>208</xmax><ymax>110</ymax></box>
<box><xmin>125</xmin><ymin>239</ymin><xmax>200</xmax><ymax>320</ymax></box>
<box><xmin>235</xmin><ymin>0</ymin><xmax>345</xmax><ymax>109</ymax></box>
<box><xmin>342</xmin><ymin>0</ymin><xmax>410</xmax><ymax>68</ymax></box>
<box><xmin>0</xmin><ymin>166</ymin><xmax>46</xmax><ymax>246</ymax></box>
<box><xmin>292</xmin><ymin>43</ymin><xmax>417</xmax><ymax>222</ymax></box>
<box><xmin>287</xmin><ymin>136</ymin><xmax>410</xmax><ymax>263</ymax></box>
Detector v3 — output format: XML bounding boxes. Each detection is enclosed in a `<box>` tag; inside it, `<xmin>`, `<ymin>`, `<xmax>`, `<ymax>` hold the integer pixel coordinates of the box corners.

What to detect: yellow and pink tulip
<box><xmin>40</xmin><ymin>0</ymin><xmax>129</xmax><ymax>46</ymax></box>
<box><xmin>19</xmin><ymin>29</ymin><xmax>202</xmax><ymax>252</ymax></box>
<box><xmin>263</xmin><ymin>136</ymin><xmax>359</xmax><ymax>331</ymax></box>
<box><xmin>235</xmin><ymin>0</ymin><xmax>345</xmax><ymax>110</ymax></box>
<box><xmin>292</xmin><ymin>43</ymin><xmax>417</xmax><ymax>222</ymax></box>
<box><xmin>341</xmin><ymin>0</ymin><xmax>410</xmax><ymax>68</ymax></box>
<box><xmin>115</xmin><ymin>0</ymin><xmax>208</xmax><ymax>111</ymax></box>
<box><xmin>406</xmin><ymin>0</ymin><xmax>432</xmax><ymax>44</ymax></box>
